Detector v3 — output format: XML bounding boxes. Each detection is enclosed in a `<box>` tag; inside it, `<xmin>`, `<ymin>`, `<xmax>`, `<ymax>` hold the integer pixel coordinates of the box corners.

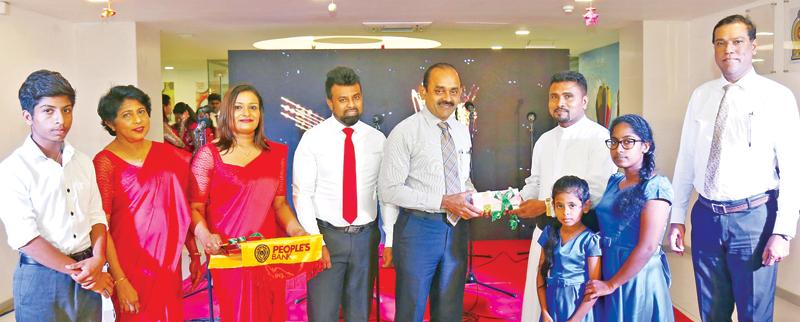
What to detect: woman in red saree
<box><xmin>94</xmin><ymin>85</ymin><xmax>202</xmax><ymax>321</ymax></box>
<box><xmin>189</xmin><ymin>84</ymin><xmax>312</xmax><ymax>321</ymax></box>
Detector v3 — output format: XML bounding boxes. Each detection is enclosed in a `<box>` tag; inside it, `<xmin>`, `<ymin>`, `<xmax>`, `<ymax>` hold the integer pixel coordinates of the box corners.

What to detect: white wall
<box><xmin>619</xmin><ymin>21</ymin><xmax>644</xmax><ymax>116</ymax></box>
<box><xmin>162</xmin><ymin>58</ymin><xmax>208</xmax><ymax>112</ymax></box>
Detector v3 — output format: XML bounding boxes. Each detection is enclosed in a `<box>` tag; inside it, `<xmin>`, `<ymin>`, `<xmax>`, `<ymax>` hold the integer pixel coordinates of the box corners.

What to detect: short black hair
<box><xmin>325</xmin><ymin>66</ymin><xmax>361</xmax><ymax>99</ymax></box>
<box><xmin>422</xmin><ymin>62</ymin><xmax>459</xmax><ymax>89</ymax></box>
<box><xmin>550</xmin><ymin>71</ymin><xmax>588</xmax><ymax>95</ymax></box>
<box><xmin>713</xmin><ymin>14</ymin><xmax>756</xmax><ymax>43</ymax></box>
<box><xmin>97</xmin><ymin>85</ymin><xmax>152</xmax><ymax>136</ymax></box>
<box><xmin>162</xmin><ymin>94</ymin><xmax>171</xmax><ymax>106</ymax></box>
<box><xmin>18</xmin><ymin>70</ymin><xmax>76</xmax><ymax>115</ymax></box>
<box><xmin>208</xmin><ymin>93</ymin><xmax>222</xmax><ymax>102</ymax></box>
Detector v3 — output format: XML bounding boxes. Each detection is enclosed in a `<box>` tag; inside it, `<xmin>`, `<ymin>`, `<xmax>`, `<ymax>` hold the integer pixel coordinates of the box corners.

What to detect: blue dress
<box><xmin>537</xmin><ymin>225</ymin><xmax>602</xmax><ymax>322</ymax></box>
<box><xmin>595</xmin><ymin>173</ymin><xmax>675</xmax><ymax>322</ymax></box>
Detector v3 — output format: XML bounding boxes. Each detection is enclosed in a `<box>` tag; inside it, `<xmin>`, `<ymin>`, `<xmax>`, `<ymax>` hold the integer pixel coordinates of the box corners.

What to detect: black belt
<box><xmin>19</xmin><ymin>248</ymin><xmax>94</xmax><ymax>266</ymax></box>
<box><xmin>317</xmin><ymin>219</ymin><xmax>375</xmax><ymax>234</ymax></box>
<box><xmin>403</xmin><ymin>208</ymin><xmax>446</xmax><ymax>220</ymax></box>
<box><xmin>698</xmin><ymin>191</ymin><xmax>772</xmax><ymax>215</ymax></box>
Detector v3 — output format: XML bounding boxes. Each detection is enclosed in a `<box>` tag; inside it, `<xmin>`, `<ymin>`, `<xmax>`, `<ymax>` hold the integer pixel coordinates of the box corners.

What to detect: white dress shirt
<box><xmin>0</xmin><ymin>136</ymin><xmax>107</xmax><ymax>254</ymax></box>
<box><xmin>293</xmin><ymin>118</ymin><xmax>400</xmax><ymax>246</ymax></box>
<box><xmin>379</xmin><ymin>108</ymin><xmax>474</xmax><ymax>218</ymax></box>
<box><xmin>519</xmin><ymin>115</ymin><xmax>617</xmax><ymax>322</ymax></box>
<box><xmin>671</xmin><ymin>68</ymin><xmax>800</xmax><ymax>237</ymax></box>
<box><xmin>520</xmin><ymin>116</ymin><xmax>618</xmax><ymax>205</ymax></box>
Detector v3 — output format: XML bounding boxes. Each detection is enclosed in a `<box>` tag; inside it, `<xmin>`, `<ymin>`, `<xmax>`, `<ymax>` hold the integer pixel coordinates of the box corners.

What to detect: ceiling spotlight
<box><xmin>100</xmin><ymin>0</ymin><xmax>116</xmax><ymax>18</ymax></box>
<box><xmin>328</xmin><ymin>1</ymin><xmax>337</xmax><ymax>13</ymax></box>
<box><xmin>515</xmin><ymin>30</ymin><xmax>530</xmax><ymax>36</ymax></box>
<box><xmin>491</xmin><ymin>45</ymin><xmax>503</xmax><ymax>50</ymax></box>
<box><xmin>164</xmin><ymin>66</ymin><xmax>175</xmax><ymax>70</ymax></box>
<box><xmin>563</xmin><ymin>4</ymin><xmax>574</xmax><ymax>13</ymax></box>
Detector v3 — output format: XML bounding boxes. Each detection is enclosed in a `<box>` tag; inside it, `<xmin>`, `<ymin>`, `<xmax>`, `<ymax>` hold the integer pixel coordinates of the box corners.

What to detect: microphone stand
<box><xmin>464</xmin><ymin>105</ymin><xmax>516</xmax><ymax>298</ymax></box>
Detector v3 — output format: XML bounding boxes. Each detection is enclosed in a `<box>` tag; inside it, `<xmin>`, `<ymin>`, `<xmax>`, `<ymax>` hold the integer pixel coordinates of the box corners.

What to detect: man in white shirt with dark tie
<box><xmin>0</xmin><ymin>70</ymin><xmax>113</xmax><ymax>321</ymax></box>
<box><xmin>668</xmin><ymin>14</ymin><xmax>800</xmax><ymax>321</ymax></box>
<box><xmin>294</xmin><ymin>66</ymin><xmax>398</xmax><ymax>321</ymax></box>
<box><xmin>507</xmin><ymin>71</ymin><xmax>617</xmax><ymax>322</ymax></box>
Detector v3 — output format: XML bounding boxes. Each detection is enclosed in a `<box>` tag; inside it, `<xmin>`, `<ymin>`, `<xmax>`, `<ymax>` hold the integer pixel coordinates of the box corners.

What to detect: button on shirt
<box><xmin>520</xmin><ymin>116</ymin><xmax>618</xmax><ymax>205</ymax></box>
<box><xmin>379</xmin><ymin>108</ymin><xmax>475</xmax><ymax>216</ymax></box>
<box><xmin>293</xmin><ymin>118</ymin><xmax>400</xmax><ymax>246</ymax></box>
<box><xmin>0</xmin><ymin>136</ymin><xmax>107</xmax><ymax>254</ymax></box>
<box><xmin>671</xmin><ymin>68</ymin><xmax>800</xmax><ymax>237</ymax></box>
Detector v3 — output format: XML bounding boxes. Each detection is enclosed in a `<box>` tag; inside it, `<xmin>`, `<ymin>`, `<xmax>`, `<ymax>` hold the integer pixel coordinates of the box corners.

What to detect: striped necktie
<box><xmin>438</xmin><ymin>121</ymin><xmax>461</xmax><ymax>226</ymax></box>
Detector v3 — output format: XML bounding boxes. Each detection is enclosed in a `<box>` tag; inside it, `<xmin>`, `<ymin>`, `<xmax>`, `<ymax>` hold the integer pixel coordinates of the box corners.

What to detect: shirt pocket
<box><xmin>457</xmin><ymin>148</ymin><xmax>471</xmax><ymax>183</ymax></box>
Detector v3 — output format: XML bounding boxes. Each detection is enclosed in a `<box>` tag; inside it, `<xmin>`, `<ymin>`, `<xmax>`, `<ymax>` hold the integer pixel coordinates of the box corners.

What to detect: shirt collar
<box><xmin>325</xmin><ymin>116</ymin><xmax>367</xmax><ymax>135</ymax></box>
<box><xmin>20</xmin><ymin>135</ymin><xmax>75</xmax><ymax>164</ymax></box>
<box><xmin>720</xmin><ymin>66</ymin><xmax>756</xmax><ymax>90</ymax></box>
<box><xmin>421</xmin><ymin>107</ymin><xmax>456</xmax><ymax>128</ymax></box>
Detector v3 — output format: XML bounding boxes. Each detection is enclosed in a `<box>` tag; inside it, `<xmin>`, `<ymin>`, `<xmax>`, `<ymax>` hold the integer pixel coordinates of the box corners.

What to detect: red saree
<box><xmin>94</xmin><ymin>142</ymin><xmax>192</xmax><ymax>321</ymax></box>
<box><xmin>189</xmin><ymin>141</ymin><xmax>299</xmax><ymax>322</ymax></box>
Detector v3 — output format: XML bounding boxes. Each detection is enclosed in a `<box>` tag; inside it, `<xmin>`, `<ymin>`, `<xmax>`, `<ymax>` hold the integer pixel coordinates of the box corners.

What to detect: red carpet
<box><xmin>183</xmin><ymin>240</ymin><xmax>696</xmax><ymax>321</ymax></box>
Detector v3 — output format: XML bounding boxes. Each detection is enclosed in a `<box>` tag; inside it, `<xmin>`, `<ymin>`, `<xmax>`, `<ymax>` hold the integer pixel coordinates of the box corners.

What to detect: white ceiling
<box><xmin>11</xmin><ymin>0</ymin><xmax>757</xmax><ymax>67</ymax></box>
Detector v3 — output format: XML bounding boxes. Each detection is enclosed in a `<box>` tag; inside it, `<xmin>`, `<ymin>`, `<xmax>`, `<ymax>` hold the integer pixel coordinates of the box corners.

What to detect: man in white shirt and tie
<box><xmin>0</xmin><ymin>70</ymin><xmax>114</xmax><ymax>321</ymax></box>
<box><xmin>668</xmin><ymin>15</ymin><xmax>800</xmax><ymax>322</ymax></box>
<box><xmin>294</xmin><ymin>66</ymin><xmax>398</xmax><ymax>321</ymax></box>
<box><xmin>507</xmin><ymin>71</ymin><xmax>617</xmax><ymax>322</ymax></box>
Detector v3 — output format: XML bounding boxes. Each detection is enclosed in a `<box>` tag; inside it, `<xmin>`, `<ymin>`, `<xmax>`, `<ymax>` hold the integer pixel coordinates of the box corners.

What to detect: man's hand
<box><xmin>506</xmin><ymin>199</ymin><xmax>546</xmax><ymax>218</ymax></box>
<box><xmin>668</xmin><ymin>223</ymin><xmax>686</xmax><ymax>255</ymax></box>
<box><xmin>441</xmin><ymin>192</ymin><xmax>482</xmax><ymax>220</ymax></box>
<box><xmin>382</xmin><ymin>247</ymin><xmax>393</xmax><ymax>268</ymax></box>
<box><xmin>762</xmin><ymin>235</ymin><xmax>791</xmax><ymax>266</ymax></box>
<box><xmin>66</xmin><ymin>255</ymin><xmax>105</xmax><ymax>285</ymax></box>
<box><xmin>321</xmin><ymin>246</ymin><xmax>332</xmax><ymax>269</ymax></box>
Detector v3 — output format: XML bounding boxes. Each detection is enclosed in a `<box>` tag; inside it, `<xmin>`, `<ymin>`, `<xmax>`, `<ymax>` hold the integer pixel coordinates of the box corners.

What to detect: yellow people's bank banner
<box><xmin>209</xmin><ymin>234</ymin><xmax>323</xmax><ymax>269</ymax></box>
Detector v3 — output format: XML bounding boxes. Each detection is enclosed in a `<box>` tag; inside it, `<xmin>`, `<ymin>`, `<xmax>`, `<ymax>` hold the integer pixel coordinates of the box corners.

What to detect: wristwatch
<box><xmin>774</xmin><ymin>234</ymin><xmax>793</xmax><ymax>242</ymax></box>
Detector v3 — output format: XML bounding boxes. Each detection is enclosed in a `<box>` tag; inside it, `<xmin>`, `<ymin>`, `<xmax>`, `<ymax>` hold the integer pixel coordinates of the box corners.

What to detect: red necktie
<box><xmin>342</xmin><ymin>127</ymin><xmax>357</xmax><ymax>224</ymax></box>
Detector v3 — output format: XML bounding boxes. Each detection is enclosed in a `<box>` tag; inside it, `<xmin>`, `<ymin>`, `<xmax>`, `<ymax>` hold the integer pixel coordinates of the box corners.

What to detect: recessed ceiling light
<box><xmin>164</xmin><ymin>66</ymin><xmax>175</xmax><ymax>70</ymax></box>
<box><xmin>87</xmin><ymin>0</ymin><xmax>107</xmax><ymax>2</ymax></box>
<box><xmin>491</xmin><ymin>45</ymin><xmax>503</xmax><ymax>50</ymax></box>
<box><xmin>756</xmin><ymin>31</ymin><xmax>774</xmax><ymax>36</ymax></box>
<box><xmin>574</xmin><ymin>0</ymin><xmax>593</xmax><ymax>2</ymax></box>
<box><xmin>515</xmin><ymin>30</ymin><xmax>530</xmax><ymax>36</ymax></box>
<box><xmin>753</xmin><ymin>58</ymin><xmax>765</xmax><ymax>63</ymax></box>
<box><xmin>253</xmin><ymin>36</ymin><xmax>441</xmax><ymax>50</ymax></box>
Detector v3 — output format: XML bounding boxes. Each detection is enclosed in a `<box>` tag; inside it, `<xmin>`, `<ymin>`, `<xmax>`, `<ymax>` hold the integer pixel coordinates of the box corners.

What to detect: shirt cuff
<box><xmin>772</xmin><ymin>210</ymin><xmax>799</xmax><ymax>238</ymax></box>
<box><xmin>670</xmin><ymin>206</ymin><xmax>688</xmax><ymax>225</ymax></box>
<box><xmin>9</xmin><ymin>232</ymin><xmax>39</xmax><ymax>251</ymax></box>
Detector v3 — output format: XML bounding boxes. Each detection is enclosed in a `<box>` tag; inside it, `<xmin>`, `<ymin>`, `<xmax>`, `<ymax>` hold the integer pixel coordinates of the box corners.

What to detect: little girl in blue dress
<box><xmin>537</xmin><ymin>175</ymin><xmax>602</xmax><ymax>322</ymax></box>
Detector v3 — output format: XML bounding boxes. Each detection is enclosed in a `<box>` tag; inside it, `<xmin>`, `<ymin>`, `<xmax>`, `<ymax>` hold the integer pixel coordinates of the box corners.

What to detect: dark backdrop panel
<box><xmin>229</xmin><ymin>49</ymin><xmax>568</xmax><ymax>240</ymax></box>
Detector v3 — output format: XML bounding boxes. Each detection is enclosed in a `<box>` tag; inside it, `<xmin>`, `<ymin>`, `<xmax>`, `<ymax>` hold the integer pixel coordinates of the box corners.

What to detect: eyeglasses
<box><xmin>605</xmin><ymin>138</ymin><xmax>644</xmax><ymax>150</ymax></box>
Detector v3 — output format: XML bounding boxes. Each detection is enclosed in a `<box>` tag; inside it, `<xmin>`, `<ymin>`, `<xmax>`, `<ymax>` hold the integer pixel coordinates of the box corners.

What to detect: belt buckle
<box><xmin>344</xmin><ymin>226</ymin><xmax>357</xmax><ymax>234</ymax></box>
<box><xmin>711</xmin><ymin>203</ymin><xmax>727</xmax><ymax>214</ymax></box>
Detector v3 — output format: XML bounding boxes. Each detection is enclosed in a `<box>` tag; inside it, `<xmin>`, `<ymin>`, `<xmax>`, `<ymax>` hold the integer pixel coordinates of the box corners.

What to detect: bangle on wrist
<box><xmin>774</xmin><ymin>234</ymin><xmax>792</xmax><ymax>242</ymax></box>
<box><xmin>114</xmin><ymin>276</ymin><xmax>127</xmax><ymax>284</ymax></box>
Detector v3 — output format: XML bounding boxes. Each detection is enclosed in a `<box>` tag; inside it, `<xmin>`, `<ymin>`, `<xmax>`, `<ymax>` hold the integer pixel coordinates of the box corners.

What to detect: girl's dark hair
<box><xmin>540</xmin><ymin>175</ymin><xmax>591</xmax><ymax>282</ymax></box>
<box><xmin>215</xmin><ymin>84</ymin><xmax>269</xmax><ymax>154</ymax></box>
<box><xmin>97</xmin><ymin>85</ymin><xmax>152</xmax><ymax>136</ymax></box>
<box><xmin>173</xmin><ymin>102</ymin><xmax>197</xmax><ymax>123</ymax></box>
<box><xmin>609</xmin><ymin>114</ymin><xmax>657</xmax><ymax>218</ymax></box>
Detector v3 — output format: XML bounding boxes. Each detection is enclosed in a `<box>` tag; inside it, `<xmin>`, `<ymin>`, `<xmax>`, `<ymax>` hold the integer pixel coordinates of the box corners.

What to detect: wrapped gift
<box><xmin>470</xmin><ymin>188</ymin><xmax>523</xmax><ymax>230</ymax></box>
